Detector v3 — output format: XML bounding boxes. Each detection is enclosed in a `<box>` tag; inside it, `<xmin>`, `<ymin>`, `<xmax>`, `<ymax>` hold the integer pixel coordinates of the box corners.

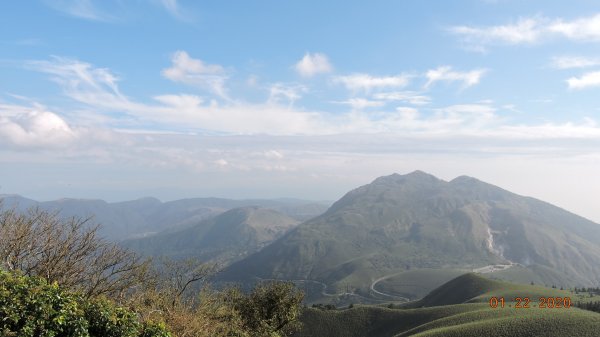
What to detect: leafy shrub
<box><xmin>84</xmin><ymin>298</ymin><xmax>142</xmax><ymax>337</ymax></box>
<box><xmin>0</xmin><ymin>270</ymin><xmax>88</xmax><ymax>337</ymax></box>
<box><xmin>228</xmin><ymin>281</ymin><xmax>304</xmax><ymax>337</ymax></box>
<box><xmin>0</xmin><ymin>270</ymin><xmax>170</xmax><ymax>337</ymax></box>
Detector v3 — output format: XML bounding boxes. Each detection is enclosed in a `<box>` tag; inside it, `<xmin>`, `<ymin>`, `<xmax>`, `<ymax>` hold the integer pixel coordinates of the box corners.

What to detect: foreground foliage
<box><xmin>0</xmin><ymin>270</ymin><xmax>169</xmax><ymax>337</ymax></box>
<box><xmin>0</xmin><ymin>207</ymin><xmax>147</xmax><ymax>298</ymax></box>
<box><xmin>0</xmin><ymin>205</ymin><xmax>305</xmax><ymax>337</ymax></box>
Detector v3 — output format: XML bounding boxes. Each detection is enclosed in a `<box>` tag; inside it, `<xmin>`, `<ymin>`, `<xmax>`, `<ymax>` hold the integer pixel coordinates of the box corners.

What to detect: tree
<box><xmin>126</xmin><ymin>257</ymin><xmax>248</xmax><ymax>337</ymax></box>
<box><xmin>228</xmin><ymin>281</ymin><xmax>304</xmax><ymax>337</ymax></box>
<box><xmin>0</xmin><ymin>206</ymin><xmax>148</xmax><ymax>298</ymax></box>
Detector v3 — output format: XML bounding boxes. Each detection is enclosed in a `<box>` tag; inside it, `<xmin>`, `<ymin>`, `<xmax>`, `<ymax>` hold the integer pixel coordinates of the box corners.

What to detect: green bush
<box><xmin>0</xmin><ymin>270</ymin><xmax>88</xmax><ymax>337</ymax></box>
<box><xmin>0</xmin><ymin>270</ymin><xmax>170</xmax><ymax>337</ymax></box>
<box><xmin>84</xmin><ymin>298</ymin><xmax>142</xmax><ymax>337</ymax></box>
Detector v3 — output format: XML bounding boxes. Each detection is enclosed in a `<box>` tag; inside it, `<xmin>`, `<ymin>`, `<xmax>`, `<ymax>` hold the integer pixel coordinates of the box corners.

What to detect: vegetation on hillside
<box><xmin>294</xmin><ymin>273</ymin><xmax>600</xmax><ymax>337</ymax></box>
<box><xmin>0</xmin><ymin>205</ymin><xmax>304</xmax><ymax>337</ymax></box>
<box><xmin>124</xmin><ymin>207</ymin><xmax>299</xmax><ymax>265</ymax></box>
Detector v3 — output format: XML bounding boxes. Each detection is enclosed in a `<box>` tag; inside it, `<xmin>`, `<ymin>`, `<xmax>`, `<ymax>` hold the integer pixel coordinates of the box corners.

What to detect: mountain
<box><xmin>122</xmin><ymin>206</ymin><xmax>299</xmax><ymax>264</ymax></box>
<box><xmin>221</xmin><ymin>171</ymin><xmax>600</xmax><ymax>297</ymax></box>
<box><xmin>0</xmin><ymin>195</ymin><xmax>328</xmax><ymax>241</ymax></box>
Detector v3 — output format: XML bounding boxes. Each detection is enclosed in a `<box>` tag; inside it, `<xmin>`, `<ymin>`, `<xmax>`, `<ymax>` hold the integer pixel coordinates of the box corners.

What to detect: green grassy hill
<box><xmin>294</xmin><ymin>273</ymin><xmax>600</xmax><ymax>337</ymax></box>
<box><xmin>374</xmin><ymin>269</ymin><xmax>468</xmax><ymax>300</ymax></box>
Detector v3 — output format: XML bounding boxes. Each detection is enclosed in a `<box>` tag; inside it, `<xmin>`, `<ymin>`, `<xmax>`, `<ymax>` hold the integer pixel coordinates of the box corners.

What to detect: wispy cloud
<box><xmin>26</xmin><ymin>56</ymin><xmax>132</xmax><ymax>111</ymax></box>
<box><xmin>450</xmin><ymin>13</ymin><xmax>600</xmax><ymax>51</ymax></box>
<box><xmin>551</xmin><ymin>56</ymin><xmax>600</xmax><ymax>69</ymax></box>
<box><xmin>26</xmin><ymin>56</ymin><xmax>326</xmax><ymax>135</ymax></box>
<box><xmin>23</xmin><ymin>55</ymin><xmax>600</xmax><ymax>142</ymax></box>
<box><xmin>450</xmin><ymin>17</ymin><xmax>545</xmax><ymax>47</ymax></box>
<box><xmin>162</xmin><ymin>51</ymin><xmax>230</xmax><ymax>99</ymax></box>
<box><xmin>333</xmin><ymin>73</ymin><xmax>411</xmax><ymax>92</ymax></box>
<box><xmin>158</xmin><ymin>0</ymin><xmax>192</xmax><ymax>22</ymax></box>
<box><xmin>373</xmin><ymin>91</ymin><xmax>431</xmax><ymax>105</ymax></box>
<box><xmin>567</xmin><ymin>71</ymin><xmax>600</xmax><ymax>90</ymax></box>
<box><xmin>294</xmin><ymin>52</ymin><xmax>333</xmax><ymax>78</ymax></box>
<box><xmin>268</xmin><ymin>83</ymin><xmax>308</xmax><ymax>106</ymax></box>
<box><xmin>45</xmin><ymin>0</ymin><xmax>114</xmax><ymax>21</ymax></box>
<box><xmin>425</xmin><ymin>66</ymin><xmax>487</xmax><ymax>88</ymax></box>
<box><xmin>333</xmin><ymin>98</ymin><xmax>385</xmax><ymax>110</ymax></box>
<box><xmin>159</xmin><ymin>0</ymin><xmax>179</xmax><ymax>16</ymax></box>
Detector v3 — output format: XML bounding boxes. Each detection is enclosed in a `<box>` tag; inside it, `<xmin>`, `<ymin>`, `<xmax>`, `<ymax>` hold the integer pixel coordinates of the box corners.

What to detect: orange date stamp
<box><xmin>489</xmin><ymin>296</ymin><xmax>572</xmax><ymax>309</ymax></box>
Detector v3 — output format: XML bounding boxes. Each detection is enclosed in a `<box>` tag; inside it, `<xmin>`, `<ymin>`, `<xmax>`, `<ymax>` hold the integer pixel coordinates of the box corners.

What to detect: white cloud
<box><xmin>294</xmin><ymin>52</ymin><xmax>333</xmax><ymax>77</ymax></box>
<box><xmin>551</xmin><ymin>56</ymin><xmax>600</xmax><ymax>69</ymax></box>
<box><xmin>425</xmin><ymin>66</ymin><xmax>486</xmax><ymax>88</ymax></box>
<box><xmin>548</xmin><ymin>14</ymin><xmax>600</xmax><ymax>41</ymax></box>
<box><xmin>162</xmin><ymin>51</ymin><xmax>229</xmax><ymax>99</ymax></box>
<box><xmin>435</xmin><ymin>103</ymin><xmax>497</xmax><ymax>122</ymax></box>
<box><xmin>268</xmin><ymin>83</ymin><xmax>307</xmax><ymax>105</ymax></box>
<box><xmin>334</xmin><ymin>73</ymin><xmax>411</xmax><ymax>92</ymax></box>
<box><xmin>0</xmin><ymin>103</ymin><xmax>77</xmax><ymax>148</ymax></box>
<box><xmin>27</xmin><ymin>57</ymin><xmax>327</xmax><ymax>135</ymax></box>
<box><xmin>450</xmin><ymin>17</ymin><xmax>545</xmax><ymax>47</ymax></box>
<box><xmin>567</xmin><ymin>71</ymin><xmax>600</xmax><ymax>90</ymax></box>
<box><xmin>373</xmin><ymin>91</ymin><xmax>431</xmax><ymax>105</ymax></box>
<box><xmin>334</xmin><ymin>98</ymin><xmax>385</xmax><ymax>110</ymax></box>
<box><xmin>24</xmin><ymin>56</ymin><xmax>600</xmax><ymax>142</ymax></box>
<box><xmin>396</xmin><ymin>107</ymin><xmax>419</xmax><ymax>120</ymax></box>
<box><xmin>451</xmin><ymin>13</ymin><xmax>600</xmax><ymax>50</ymax></box>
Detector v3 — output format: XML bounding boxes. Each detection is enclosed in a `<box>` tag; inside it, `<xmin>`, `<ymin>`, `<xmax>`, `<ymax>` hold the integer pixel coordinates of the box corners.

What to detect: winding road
<box><xmin>369</xmin><ymin>273</ymin><xmax>411</xmax><ymax>302</ymax></box>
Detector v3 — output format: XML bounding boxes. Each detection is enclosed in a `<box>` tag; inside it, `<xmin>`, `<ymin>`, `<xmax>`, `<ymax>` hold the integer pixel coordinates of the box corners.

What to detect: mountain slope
<box><xmin>222</xmin><ymin>171</ymin><xmax>600</xmax><ymax>294</ymax></box>
<box><xmin>294</xmin><ymin>274</ymin><xmax>600</xmax><ymax>337</ymax></box>
<box><xmin>123</xmin><ymin>206</ymin><xmax>299</xmax><ymax>264</ymax></box>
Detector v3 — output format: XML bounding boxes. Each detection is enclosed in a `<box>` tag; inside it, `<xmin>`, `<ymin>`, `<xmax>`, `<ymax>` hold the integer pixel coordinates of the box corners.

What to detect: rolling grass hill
<box><xmin>374</xmin><ymin>269</ymin><xmax>468</xmax><ymax>300</ymax></box>
<box><xmin>294</xmin><ymin>273</ymin><xmax>600</xmax><ymax>337</ymax></box>
<box><xmin>406</xmin><ymin>273</ymin><xmax>569</xmax><ymax>308</ymax></box>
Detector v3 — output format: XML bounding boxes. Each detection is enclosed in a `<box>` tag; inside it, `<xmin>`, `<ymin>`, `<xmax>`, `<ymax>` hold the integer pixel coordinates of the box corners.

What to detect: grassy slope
<box><xmin>294</xmin><ymin>273</ymin><xmax>600</xmax><ymax>337</ymax></box>
<box><xmin>294</xmin><ymin>304</ymin><xmax>487</xmax><ymax>337</ymax></box>
<box><xmin>375</xmin><ymin>269</ymin><xmax>468</xmax><ymax>300</ymax></box>
<box><xmin>484</xmin><ymin>264</ymin><xmax>582</xmax><ymax>288</ymax></box>
<box><xmin>399</xmin><ymin>307</ymin><xmax>600</xmax><ymax>337</ymax></box>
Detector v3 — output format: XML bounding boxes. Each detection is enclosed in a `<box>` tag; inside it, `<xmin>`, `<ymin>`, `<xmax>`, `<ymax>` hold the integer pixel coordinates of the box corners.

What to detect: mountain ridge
<box><xmin>221</xmin><ymin>171</ymin><xmax>600</xmax><ymax>297</ymax></box>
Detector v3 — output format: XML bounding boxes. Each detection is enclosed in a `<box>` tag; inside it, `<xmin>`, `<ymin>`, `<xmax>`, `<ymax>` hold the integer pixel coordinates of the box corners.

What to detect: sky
<box><xmin>2</xmin><ymin>0</ymin><xmax>600</xmax><ymax>222</ymax></box>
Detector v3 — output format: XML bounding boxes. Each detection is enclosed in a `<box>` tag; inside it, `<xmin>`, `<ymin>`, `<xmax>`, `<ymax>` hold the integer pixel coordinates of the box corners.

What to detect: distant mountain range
<box><xmin>0</xmin><ymin>194</ymin><xmax>329</xmax><ymax>241</ymax></box>
<box><xmin>5</xmin><ymin>171</ymin><xmax>600</xmax><ymax>296</ymax></box>
<box><xmin>122</xmin><ymin>206</ymin><xmax>299</xmax><ymax>265</ymax></box>
<box><xmin>220</xmin><ymin>171</ymin><xmax>600</xmax><ymax>296</ymax></box>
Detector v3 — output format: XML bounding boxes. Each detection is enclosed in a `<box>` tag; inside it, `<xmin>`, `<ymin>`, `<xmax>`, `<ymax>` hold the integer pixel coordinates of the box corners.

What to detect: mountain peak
<box><xmin>449</xmin><ymin>175</ymin><xmax>479</xmax><ymax>184</ymax></box>
<box><xmin>374</xmin><ymin>170</ymin><xmax>441</xmax><ymax>184</ymax></box>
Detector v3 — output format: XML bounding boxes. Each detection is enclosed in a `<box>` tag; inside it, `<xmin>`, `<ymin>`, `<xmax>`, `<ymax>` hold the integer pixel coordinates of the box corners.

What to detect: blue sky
<box><xmin>2</xmin><ymin>0</ymin><xmax>600</xmax><ymax>221</ymax></box>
